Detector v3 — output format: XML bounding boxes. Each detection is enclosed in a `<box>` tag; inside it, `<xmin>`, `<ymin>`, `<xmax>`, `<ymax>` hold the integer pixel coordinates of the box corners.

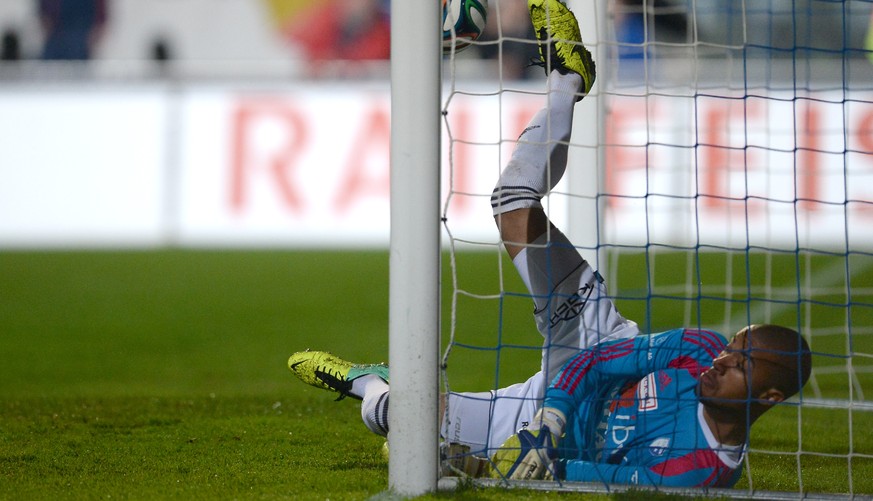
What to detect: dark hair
<box><xmin>749</xmin><ymin>324</ymin><xmax>812</xmax><ymax>398</ymax></box>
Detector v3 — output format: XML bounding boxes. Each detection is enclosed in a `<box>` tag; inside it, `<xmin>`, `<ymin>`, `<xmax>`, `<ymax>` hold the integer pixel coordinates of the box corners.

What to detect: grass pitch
<box><xmin>0</xmin><ymin>250</ymin><xmax>870</xmax><ymax>499</ymax></box>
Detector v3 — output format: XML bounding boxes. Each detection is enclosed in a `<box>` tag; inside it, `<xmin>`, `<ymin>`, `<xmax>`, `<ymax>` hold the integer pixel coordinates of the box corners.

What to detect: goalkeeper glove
<box><xmin>490</xmin><ymin>426</ymin><xmax>559</xmax><ymax>480</ymax></box>
<box><xmin>490</xmin><ymin>407</ymin><xmax>565</xmax><ymax>481</ymax></box>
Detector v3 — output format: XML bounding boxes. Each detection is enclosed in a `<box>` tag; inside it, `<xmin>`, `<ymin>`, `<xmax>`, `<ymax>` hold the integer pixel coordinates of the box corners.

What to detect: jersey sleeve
<box><xmin>543</xmin><ymin>329</ymin><xmax>726</xmax><ymax>419</ymax></box>
<box><xmin>560</xmin><ymin>455</ymin><xmax>739</xmax><ymax>488</ymax></box>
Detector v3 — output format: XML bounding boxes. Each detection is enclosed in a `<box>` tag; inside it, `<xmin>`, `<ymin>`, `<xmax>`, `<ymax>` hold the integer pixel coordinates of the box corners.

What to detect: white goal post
<box><xmin>388</xmin><ymin>0</ymin><xmax>442</xmax><ymax>496</ymax></box>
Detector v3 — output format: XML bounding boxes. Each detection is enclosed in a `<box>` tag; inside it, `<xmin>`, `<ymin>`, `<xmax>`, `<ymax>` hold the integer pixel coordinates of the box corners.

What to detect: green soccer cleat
<box><xmin>287</xmin><ymin>350</ymin><xmax>389</xmax><ymax>401</ymax></box>
<box><xmin>529</xmin><ymin>0</ymin><xmax>596</xmax><ymax>96</ymax></box>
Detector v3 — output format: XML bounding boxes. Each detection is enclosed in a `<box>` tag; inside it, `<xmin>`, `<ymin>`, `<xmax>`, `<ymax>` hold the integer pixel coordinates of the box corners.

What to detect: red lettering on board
<box><xmin>445</xmin><ymin>108</ymin><xmax>472</xmax><ymax>214</ymax></box>
<box><xmin>605</xmin><ymin>101</ymin><xmax>648</xmax><ymax>207</ymax></box>
<box><xmin>699</xmin><ymin>98</ymin><xmax>762</xmax><ymax>214</ymax></box>
<box><xmin>334</xmin><ymin>104</ymin><xmax>390</xmax><ymax>213</ymax></box>
<box><xmin>850</xmin><ymin>106</ymin><xmax>873</xmax><ymax>216</ymax></box>
<box><xmin>856</xmin><ymin>108</ymin><xmax>873</xmax><ymax>154</ymax></box>
<box><xmin>798</xmin><ymin>101</ymin><xmax>822</xmax><ymax>210</ymax></box>
<box><xmin>229</xmin><ymin>99</ymin><xmax>308</xmax><ymax>213</ymax></box>
<box><xmin>701</xmin><ymin>104</ymin><xmax>729</xmax><ymax>209</ymax></box>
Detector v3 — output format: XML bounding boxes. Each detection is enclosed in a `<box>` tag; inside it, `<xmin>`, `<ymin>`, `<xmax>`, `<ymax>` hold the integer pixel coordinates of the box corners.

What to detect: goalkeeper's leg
<box><xmin>287</xmin><ymin>348</ymin><xmax>555</xmax><ymax>466</ymax></box>
<box><xmin>490</xmin><ymin>74</ymin><xmax>640</xmax><ymax>383</ymax></box>
<box><xmin>287</xmin><ymin>350</ymin><xmax>391</xmax><ymax>436</ymax></box>
<box><xmin>489</xmin><ymin>0</ymin><xmax>639</xmax><ymax>387</ymax></box>
<box><xmin>490</xmin><ymin>69</ymin><xmax>581</xmax><ymax>248</ymax></box>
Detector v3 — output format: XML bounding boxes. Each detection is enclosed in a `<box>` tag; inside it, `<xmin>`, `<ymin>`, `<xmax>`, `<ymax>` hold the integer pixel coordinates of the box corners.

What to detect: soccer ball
<box><xmin>442</xmin><ymin>0</ymin><xmax>488</xmax><ymax>54</ymax></box>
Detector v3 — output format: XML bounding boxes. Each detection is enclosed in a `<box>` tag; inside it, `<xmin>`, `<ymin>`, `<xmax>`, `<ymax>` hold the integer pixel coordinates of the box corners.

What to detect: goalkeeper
<box><xmin>287</xmin><ymin>0</ymin><xmax>812</xmax><ymax>488</ymax></box>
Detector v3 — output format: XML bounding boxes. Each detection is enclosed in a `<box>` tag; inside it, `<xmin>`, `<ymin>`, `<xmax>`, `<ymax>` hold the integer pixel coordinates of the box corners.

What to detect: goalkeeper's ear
<box><xmin>758</xmin><ymin>387</ymin><xmax>785</xmax><ymax>406</ymax></box>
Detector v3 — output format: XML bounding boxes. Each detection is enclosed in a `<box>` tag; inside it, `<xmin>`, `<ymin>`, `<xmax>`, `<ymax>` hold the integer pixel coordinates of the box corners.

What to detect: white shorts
<box><xmin>440</xmin><ymin>229</ymin><xmax>639</xmax><ymax>455</ymax></box>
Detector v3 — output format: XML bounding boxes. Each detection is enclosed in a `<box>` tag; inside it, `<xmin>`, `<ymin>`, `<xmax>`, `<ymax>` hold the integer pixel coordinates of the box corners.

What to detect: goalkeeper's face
<box><xmin>698</xmin><ymin>327</ymin><xmax>788</xmax><ymax>412</ymax></box>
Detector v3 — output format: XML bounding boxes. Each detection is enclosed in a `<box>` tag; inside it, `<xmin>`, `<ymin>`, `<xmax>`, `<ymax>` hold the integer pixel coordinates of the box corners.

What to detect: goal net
<box><xmin>439</xmin><ymin>0</ymin><xmax>873</xmax><ymax>496</ymax></box>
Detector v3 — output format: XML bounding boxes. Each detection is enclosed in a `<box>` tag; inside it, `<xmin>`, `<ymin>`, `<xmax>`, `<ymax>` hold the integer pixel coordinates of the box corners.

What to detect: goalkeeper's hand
<box><xmin>490</xmin><ymin>426</ymin><xmax>559</xmax><ymax>481</ymax></box>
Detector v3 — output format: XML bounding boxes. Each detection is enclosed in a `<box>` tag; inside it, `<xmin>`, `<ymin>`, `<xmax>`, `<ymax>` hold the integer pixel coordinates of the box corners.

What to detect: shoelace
<box><xmin>316</xmin><ymin>366</ymin><xmax>351</xmax><ymax>401</ymax></box>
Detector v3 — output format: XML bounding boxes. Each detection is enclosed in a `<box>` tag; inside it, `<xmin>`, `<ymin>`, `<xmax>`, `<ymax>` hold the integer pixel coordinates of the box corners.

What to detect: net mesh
<box><xmin>441</xmin><ymin>0</ymin><xmax>873</xmax><ymax>495</ymax></box>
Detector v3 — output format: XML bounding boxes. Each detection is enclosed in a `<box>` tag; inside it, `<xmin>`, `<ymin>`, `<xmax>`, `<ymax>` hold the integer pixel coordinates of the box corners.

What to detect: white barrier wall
<box><xmin>0</xmin><ymin>84</ymin><xmax>871</xmax><ymax>249</ymax></box>
<box><xmin>0</xmin><ymin>87</ymin><xmax>169</xmax><ymax>246</ymax></box>
<box><xmin>601</xmin><ymin>92</ymin><xmax>873</xmax><ymax>251</ymax></box>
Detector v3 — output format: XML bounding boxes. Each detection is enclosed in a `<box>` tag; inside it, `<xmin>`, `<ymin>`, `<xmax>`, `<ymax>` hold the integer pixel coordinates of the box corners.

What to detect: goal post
<box><xmin>388</xmin><ymin>0</ymin><xmax>442</xmax><ymax>495</ymax></box>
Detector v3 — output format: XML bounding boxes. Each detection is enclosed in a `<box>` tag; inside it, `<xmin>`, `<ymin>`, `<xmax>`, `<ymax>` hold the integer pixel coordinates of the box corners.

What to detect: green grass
<box><xmin>0</xmin><ymin>250</ymin><xmax>870</xmax><ymax>499</ymax></box>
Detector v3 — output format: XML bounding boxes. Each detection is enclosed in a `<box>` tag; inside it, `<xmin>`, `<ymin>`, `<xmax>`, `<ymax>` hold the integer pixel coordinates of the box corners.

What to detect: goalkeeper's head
<box><xmin>699</xmin><ymin>324</ymin><xmax>812</xmax><ymax>419</ymax></box>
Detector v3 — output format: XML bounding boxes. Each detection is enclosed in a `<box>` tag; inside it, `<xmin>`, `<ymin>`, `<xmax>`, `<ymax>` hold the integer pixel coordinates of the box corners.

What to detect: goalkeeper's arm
<box><xmin>558</xmin><ymin>458</ymin><xmax>737</xmax><ymax>488</ymax></box>
<box><xmin>544</xmin><ymin>329</ymin><xmax>727</xmax><ymax>420</ymax></box>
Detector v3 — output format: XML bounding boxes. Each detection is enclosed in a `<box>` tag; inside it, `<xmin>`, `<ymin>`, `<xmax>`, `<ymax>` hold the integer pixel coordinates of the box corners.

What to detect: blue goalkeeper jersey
<box><xmin>544</xmin><ymin>328</ymin><xmax>745</xmax><ymax>488</ymax></box>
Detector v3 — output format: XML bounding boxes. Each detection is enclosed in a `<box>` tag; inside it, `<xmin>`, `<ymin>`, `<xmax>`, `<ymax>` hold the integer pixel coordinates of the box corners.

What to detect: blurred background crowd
<box><xmin>0</xmin><ymin>0</ymin><xmax>871</xmax><ymax>80</ymax></box>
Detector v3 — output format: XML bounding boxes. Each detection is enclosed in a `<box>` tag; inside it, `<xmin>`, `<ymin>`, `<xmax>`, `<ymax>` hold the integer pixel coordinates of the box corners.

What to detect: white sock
<box><xmin>361</xmin><ymin>389</ymin><xmax>390</xmax><ymax>436</ymax></box>
<box><xmin>491</xmin><ymin>70</ymin><xmax>583</xmax><ymax>217</ymax></box>
<box><xmin>350</xmin><ymin>374</ymin><xmax>388</xmax><ymax>400</ymax></box>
